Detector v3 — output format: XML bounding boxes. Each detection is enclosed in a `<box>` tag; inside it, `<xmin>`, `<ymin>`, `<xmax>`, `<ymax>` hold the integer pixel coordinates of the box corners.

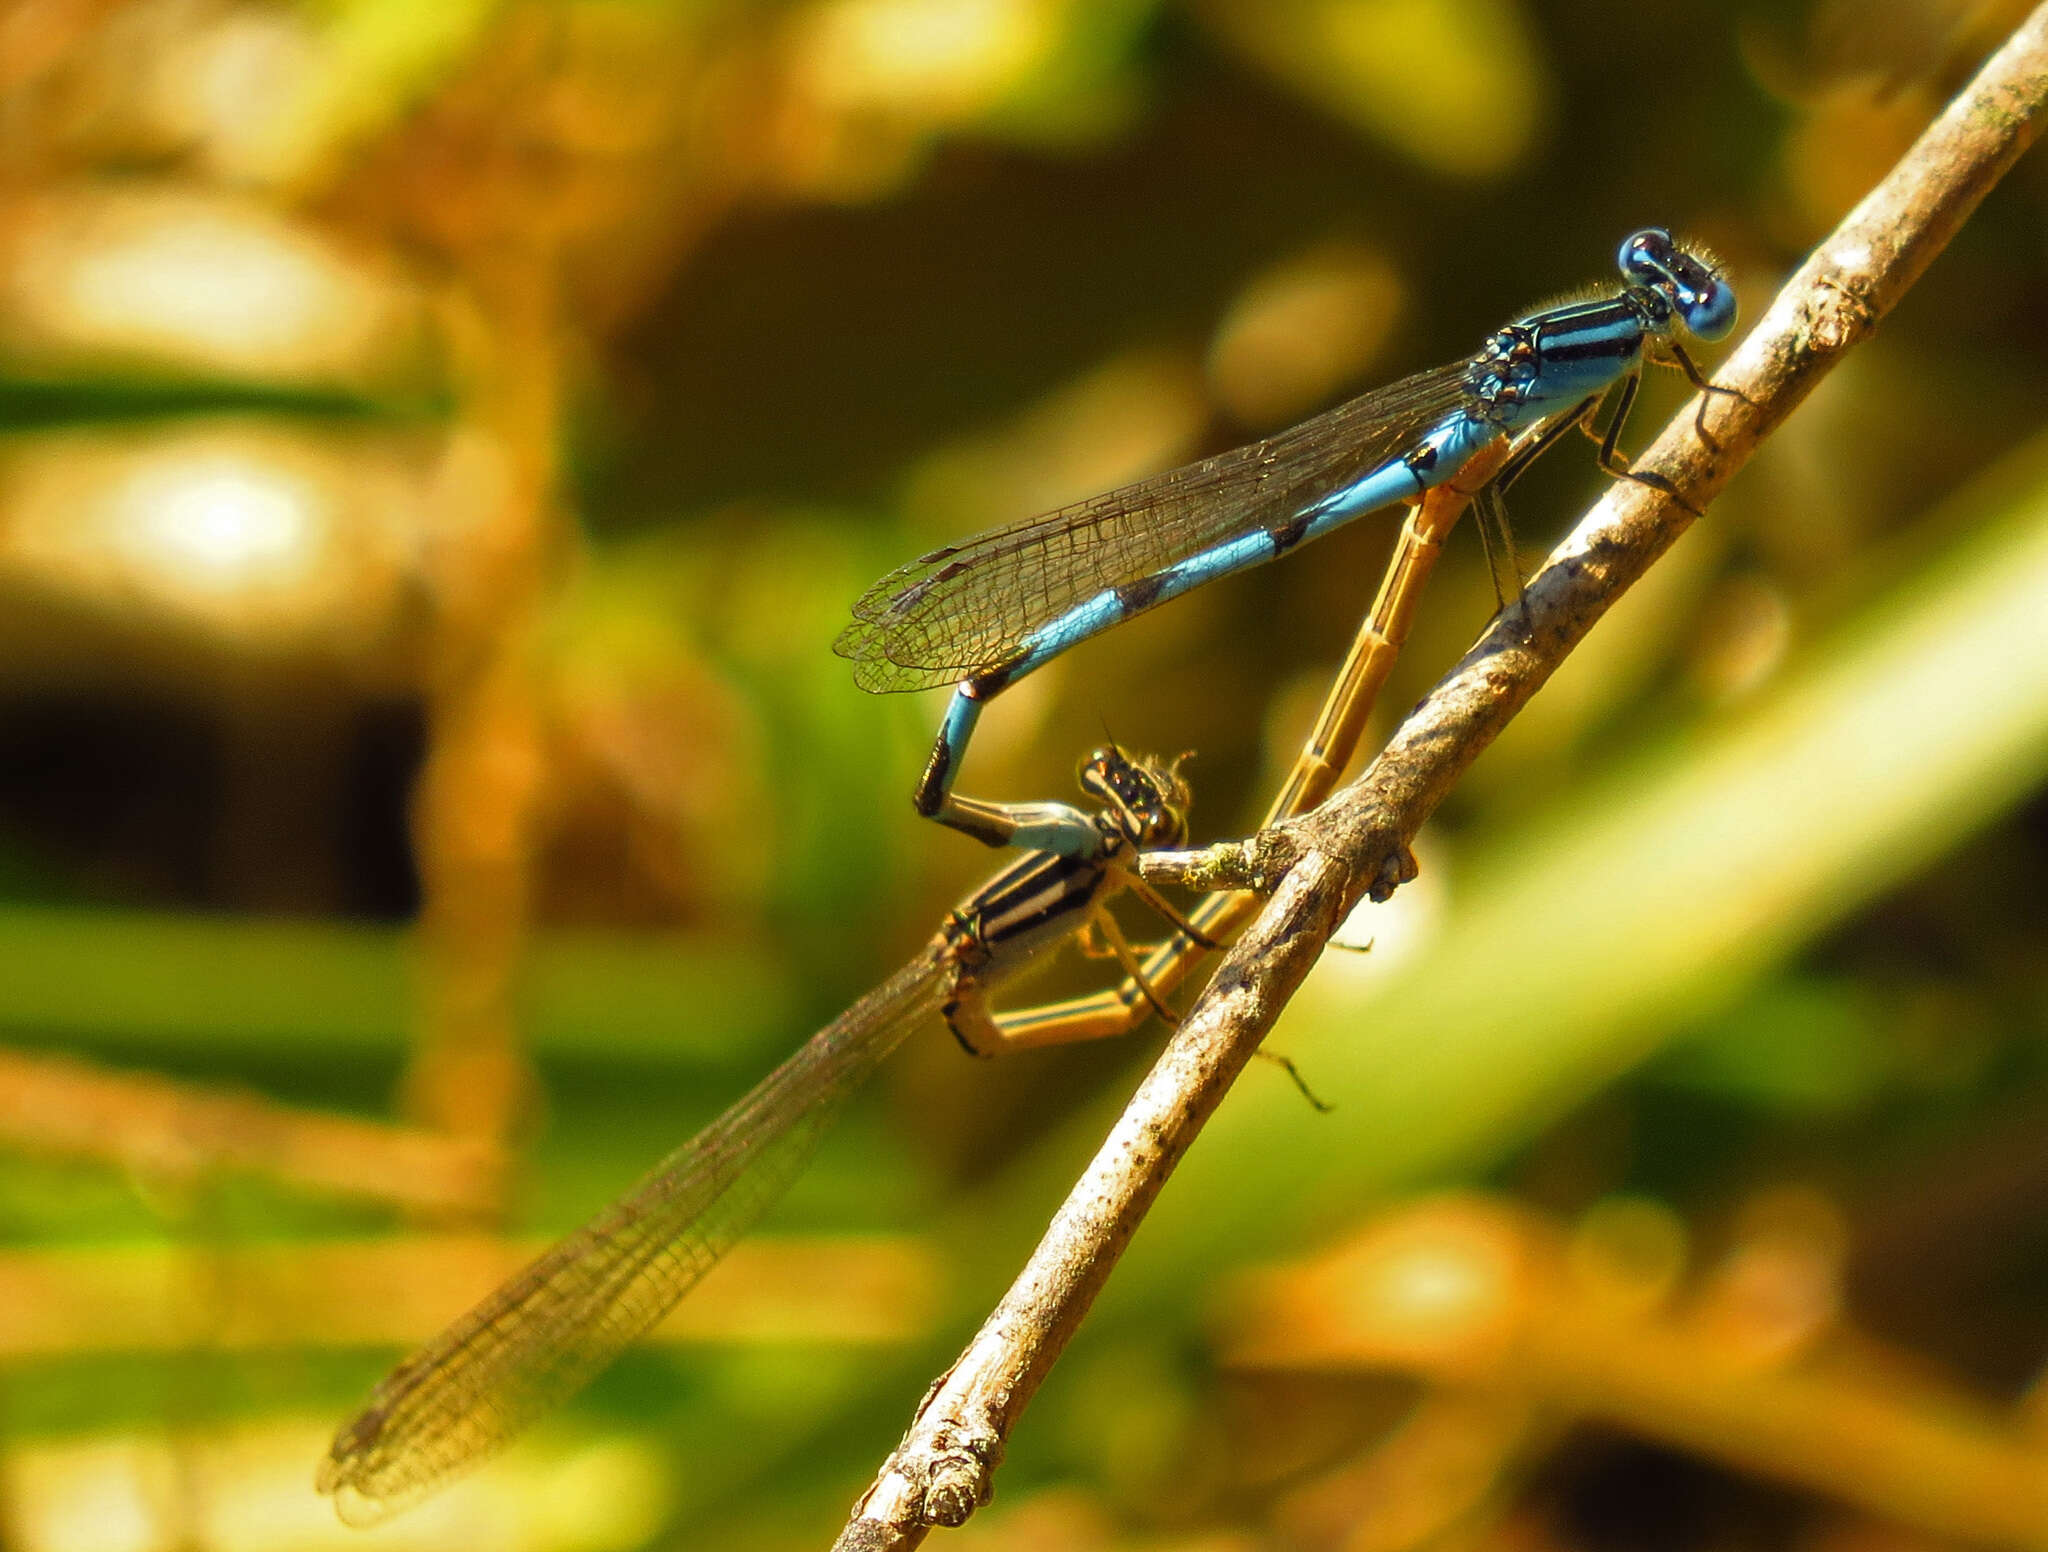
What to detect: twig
<box><xmin>831</xmin><ymin>12</ymin><xmax>2048</xmax><ymax>1547</ymax></box>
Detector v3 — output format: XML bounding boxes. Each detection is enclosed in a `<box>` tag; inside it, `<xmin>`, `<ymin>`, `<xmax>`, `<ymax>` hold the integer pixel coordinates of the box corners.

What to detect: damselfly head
<box><xmin>1078</xmin><ymin>745</ymin><xmax>1192</xmax><ymax>849</ymax></box>
<box><xmin>1619</xmin><ymin>227</ymin><xmax>1737</xmax><ymax>342</ymax></box>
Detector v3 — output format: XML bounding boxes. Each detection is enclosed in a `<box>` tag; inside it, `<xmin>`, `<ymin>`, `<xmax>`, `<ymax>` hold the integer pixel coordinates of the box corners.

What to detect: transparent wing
<box><xmin>835</xmin><ymin>362</ymin><xmax>1475</xmax><ymax>692</ymax></box>
<box><xmin>318</xmin><ymin>955</ymin><xmax>946</xmax><ymax>1525</ymax></box>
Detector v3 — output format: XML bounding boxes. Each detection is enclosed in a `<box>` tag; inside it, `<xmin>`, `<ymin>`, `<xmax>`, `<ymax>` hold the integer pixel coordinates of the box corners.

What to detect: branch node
<box><xmin>1366</xmin><ymin>843</ymin><xmax>1420</xmax><ymax>904</ymax></box>
<box><xmin>920</xmin><ymin>1447</ymin><xmax>993</xmax><ymax>1527</ymax></box>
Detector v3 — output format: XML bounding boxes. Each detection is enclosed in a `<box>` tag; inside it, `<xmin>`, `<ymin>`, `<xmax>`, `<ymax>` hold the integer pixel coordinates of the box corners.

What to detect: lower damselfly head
<box><xmin>1618</xmin><ymin>228</ymin><xmax>1737</xmax><ymax>343</ymax></box>
<box><xmin>1078</xmin><ymin>745</ymin><xmax>1192</xmax><ymax>850</ymax></box>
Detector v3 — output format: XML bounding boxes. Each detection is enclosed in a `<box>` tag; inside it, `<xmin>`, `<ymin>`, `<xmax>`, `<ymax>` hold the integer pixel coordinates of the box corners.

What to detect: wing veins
<box><xmin>835</xmin><ymin>361</ymin><xmax>1476</xmax><ymax>690</ymax></box>
<box><xmin>319</xmin><ymin>958</ymin><xmax>945</xmax><ymax>1521</ymax></box>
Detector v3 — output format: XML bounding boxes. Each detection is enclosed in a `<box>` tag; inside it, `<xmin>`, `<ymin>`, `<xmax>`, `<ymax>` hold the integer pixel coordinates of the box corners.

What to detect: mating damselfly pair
<box><xmin>320</xmin><ymin>228</ymin><xmax>1739</xmax><ymax>1521</ymax></box>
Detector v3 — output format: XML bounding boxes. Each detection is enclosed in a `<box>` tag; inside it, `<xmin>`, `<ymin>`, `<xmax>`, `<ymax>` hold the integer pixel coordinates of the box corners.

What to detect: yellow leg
<box><xmin>975</xmin><ymin>438</ymin><xmax>1514</xmax><ymax>1049</ymax></box>
<box><xmin>1117</xmin><ymin>870</ymin><xmax>1222</xmax><ymax>950</ymax></box>
<box><xmin>1091</xmin><ymin>911</ymin><xmax>1179</xmax><ymax>1026</ymax></box>
<box><xmin>951</xmin><ymin>904</ymin><xmax>1179</xmax><ymax>1053</ymax></box>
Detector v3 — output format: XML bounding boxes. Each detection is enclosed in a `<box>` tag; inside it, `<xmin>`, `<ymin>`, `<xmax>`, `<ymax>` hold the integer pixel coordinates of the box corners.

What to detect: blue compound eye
<box><xmin>1617</xmin><ymin>227</ymin><xmax>1677</xmax><ymax>284</ymax></box>
<box><xmin>1678</xmin><ymin>264</ymin><xmax>1738</xmax><ymax>341</ymax></box>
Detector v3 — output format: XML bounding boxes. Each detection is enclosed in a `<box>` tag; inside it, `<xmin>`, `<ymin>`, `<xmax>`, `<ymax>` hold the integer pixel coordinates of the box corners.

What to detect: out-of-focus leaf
<box><xmin>259</xmin><ymin>0</ymin><xmax>504</xmax><ymax>189</ymax></box>
<box><xmin>0</xmin><ymin>188</ymin><xmax>442</xmax><ymax>405</ymax></box>
<box><xmin>1651</xmin><ymin>976</ymin><xmax>1889</xmax><ymax>1116</ymax></box>
<box><xmin>776</xmin><ymin>0</ymin><xmax>1162</xmax><ymax>195</ymax></box>
<box><xmin>0</xmin><ymin>906</ymin><xmax>793</xmax><ymax>1063</ymax></box>
<box><xmin>1190</xmin><ymin>0</ymin><xmax>1548</xmax><ymax>179</ymax></box>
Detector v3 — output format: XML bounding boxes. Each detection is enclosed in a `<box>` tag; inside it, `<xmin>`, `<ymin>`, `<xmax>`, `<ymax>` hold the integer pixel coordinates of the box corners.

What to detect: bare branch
<box><xmin>833</xmin><ymin>10</ymin><xmax>2048</xmax><ymax>1546</ymax></box>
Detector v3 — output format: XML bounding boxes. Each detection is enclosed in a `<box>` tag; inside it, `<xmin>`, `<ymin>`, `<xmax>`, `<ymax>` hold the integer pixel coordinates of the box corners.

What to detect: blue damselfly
<box><xmin>836</xmin><ymin>228</ymin><xmax>1738</xmax><ymax>860</ymax></box>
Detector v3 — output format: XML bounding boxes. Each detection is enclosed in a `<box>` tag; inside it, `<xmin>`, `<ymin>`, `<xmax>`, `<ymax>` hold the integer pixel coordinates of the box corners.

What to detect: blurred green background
<box><xmin>3</xmin><ymin>0</ymin><xmax>2048</xmax><ymax>1548</ymax></box>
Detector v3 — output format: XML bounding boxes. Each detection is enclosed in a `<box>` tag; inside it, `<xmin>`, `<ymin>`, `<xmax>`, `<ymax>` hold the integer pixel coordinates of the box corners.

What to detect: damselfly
<box><xmin>318</xmin><ymin>747</ymin><xmax>1206</xmax><ymax>1524</ymax></box>
<box><xmin>836</xmin><ymin>228</ymin><xmax>1738</xmax><ymax>860</ymax></box>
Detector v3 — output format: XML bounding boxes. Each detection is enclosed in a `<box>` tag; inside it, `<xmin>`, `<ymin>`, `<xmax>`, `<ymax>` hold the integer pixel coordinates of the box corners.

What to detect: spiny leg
<box><xmin>1579</xmin><ymin>369</ymin><xmax>1704</xmax><ymax>518</ymax></box>
<box><xmin>970</xmin><ymin>893</ymin><xmax>1343</xmax><ymax>1111</ymax></box>
<box><xmin>1258</xmin><ymin>1051</ymin><xmax>1334</xmax><ymax>1112</ymax></box>
<box><xmin>1615</xmin><ymin>338</ymin><xmax>1755</xmax><ymax>502</ymax></box>
<box><xmin>1665</xmin><ymin>340</ymin><xmax>1753</xmax><ymax>448</ymax></box>
<box><xmin>1470</xmin><ymin>482</ymin><xmax>1524</xmax><ymax>610</ymax></box>
<box><xmin>971</xmin><ymin>973</ymin><xmax>1159</xmax><ymax>1050</ymax></box>
<box><xmin>1496</xmin><ymin>397</ymin><xmax>1598</xmax><ymax>493</ymax></box>
<box><xmin>1117</xmin><ymin>871</ymin><xmax>1223</xmax><ymax>951</ymax></box>
<box><xmin>1091</xmin><ymin>910</ymin><xmax>1180</xmax><ymax>1027</ymax></box>
<box><xmin>958</xmin><ymin>905</ymin><xmax>1182</xmax><ymax>1053</ymax></box>
<box><xmin>1595</xmin><ymin>371</ymin><xmax>1644</xmax><ymax>472</ymax></box>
